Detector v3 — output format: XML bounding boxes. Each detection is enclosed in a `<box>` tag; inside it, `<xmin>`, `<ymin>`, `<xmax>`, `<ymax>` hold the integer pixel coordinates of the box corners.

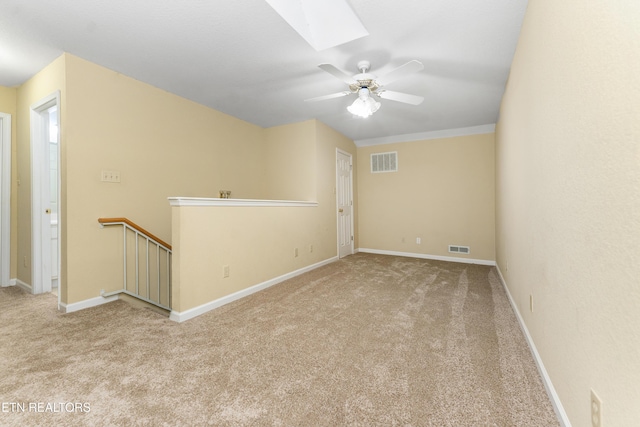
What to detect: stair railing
<box><xmin>98</xmin><ymin>218</ymin><xmax>172</xmax><ymax>310</ymax></box>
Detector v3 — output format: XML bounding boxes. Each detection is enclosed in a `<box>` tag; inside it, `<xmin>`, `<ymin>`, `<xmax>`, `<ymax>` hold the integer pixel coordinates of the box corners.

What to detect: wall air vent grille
<box><xmin>371</xmin><ymin>151</ymin><xmax>398</xmax><ymax>173</ymax></box>
<box><xmin>449</xmin><ymin>245</ymin><xmax>470</xmax><ymax>254</ymax></box>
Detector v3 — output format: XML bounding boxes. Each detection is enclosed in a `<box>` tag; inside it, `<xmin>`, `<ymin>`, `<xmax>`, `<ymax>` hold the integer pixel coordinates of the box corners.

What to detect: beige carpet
<box><xmin>0</xmin><ymin>253</ymin><xmax>559</xmax><ymax>426</ymax></box>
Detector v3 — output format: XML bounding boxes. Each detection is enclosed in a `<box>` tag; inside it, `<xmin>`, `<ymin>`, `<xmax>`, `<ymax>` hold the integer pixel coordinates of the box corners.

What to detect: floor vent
<box><xmin>370</xmin><ymin>151</ymin><xmax>398</xmax><ymax>173</ymax></box>
<box><xmin>449</xmin><ymin>245</ymin><xmax>470</xmax><ymax>254</ymax></box>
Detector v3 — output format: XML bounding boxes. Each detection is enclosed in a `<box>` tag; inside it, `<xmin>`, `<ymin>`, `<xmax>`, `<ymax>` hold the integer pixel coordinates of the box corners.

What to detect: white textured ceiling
<box><xmin>0</xmin><ymin>0</ymin><xmax>527</xmax><ymax>143</ymax></box>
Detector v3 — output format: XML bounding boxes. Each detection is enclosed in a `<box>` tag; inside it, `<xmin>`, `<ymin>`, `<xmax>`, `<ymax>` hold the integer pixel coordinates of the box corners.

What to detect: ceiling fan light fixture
<box><xmin>347</xmin><ymin>88</ymin><xmax>381</xmax><ymax>118</ymax></box>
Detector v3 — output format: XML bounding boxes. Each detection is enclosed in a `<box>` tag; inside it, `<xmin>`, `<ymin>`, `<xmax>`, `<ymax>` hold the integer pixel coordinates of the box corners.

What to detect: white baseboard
<box><xmin>15</xmin><ymin>279</ymin><xmax>32</xmax><ymax>292</ymax></box>
<box><xmin>1</xmin><ymin>278</ymin><xmax>17</xmax><ymax>287</ymax></box>
<box><xmin>60</xmin><ymin>294</ymin><xmax>119</xmax><ymax>314</ymax></box>
<box><xmin>6</xmin><ymin>279</ymin><xmax>118</xmax><ymax>314</ymax></box>
<box><xmin>358</xmin><ymin>248</ymin><xmax>496</xmax><ymax>266</ymax></box>
<box><xmin>170</xmin><ymin>256</ymin><xmax>339</xmax><ymax>323</ymax></box>
<box><xmin>494</xmin><ymin>264</ymin><xmax>571</xmax><ymax>427</ymax></box>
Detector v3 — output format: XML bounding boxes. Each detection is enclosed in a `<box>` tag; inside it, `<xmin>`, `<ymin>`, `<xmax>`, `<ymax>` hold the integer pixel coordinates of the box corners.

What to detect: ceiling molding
<box><xmin>354</xmin><ymin>124</ymin><xmax>496</xmax><ymax>147</ymax></box>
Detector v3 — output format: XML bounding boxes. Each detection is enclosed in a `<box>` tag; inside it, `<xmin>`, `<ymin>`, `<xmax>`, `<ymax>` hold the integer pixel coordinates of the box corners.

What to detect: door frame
<box><xmin>336</xmin><ymin>148</ymin><xmax>354</xmax><ymax>258</ymax></box>
<box><xmin>0</xmin><ymin>112</ymin><xmax>11</xmax><ymax>287</ymax></box>
<box><xmin>30</xmin><ymin>91</ymin><xmax>61</xmax><ymax>297</ymax></box>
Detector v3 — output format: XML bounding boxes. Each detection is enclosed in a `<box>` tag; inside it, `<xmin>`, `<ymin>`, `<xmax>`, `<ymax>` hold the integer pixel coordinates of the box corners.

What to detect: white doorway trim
<box><xmin>0</xmin><ymin>112</ymin><xmax>11</xmax><ymax>287</ymax></box>
<box><xmin>30</xmin><ymin>91</ymin><xmax>61</xmax><ymax>296</ymax></box>
<box><xmin>336</xmin><ymin>148</ymin><xmax>354</xmax><ymax>258</ymax></box>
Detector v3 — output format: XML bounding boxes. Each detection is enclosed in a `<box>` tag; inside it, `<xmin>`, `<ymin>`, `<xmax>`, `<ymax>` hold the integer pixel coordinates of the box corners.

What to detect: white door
<box><xmin>0</xmin><ymin>112</ymin><xmax>11</xmax><ymax>287</ymax></box>
<box><xmin>337</xmin><ymin>150</ymin><xmax>354</xmax><ymax>258</ymax></box>
<box><xmin>30</xmin><ymin>92</ymin><xmax>60</xmax><ymax>295</ymax></box>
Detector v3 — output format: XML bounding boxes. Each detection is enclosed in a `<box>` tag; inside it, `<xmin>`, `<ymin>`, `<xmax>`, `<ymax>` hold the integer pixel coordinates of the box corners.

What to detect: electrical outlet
<box><xmin>416</xmin><ymin>237</ymin><xmax>421</xmax><ymax>244</ymax></box>
<box><xmin>294</xmin><ymin>248</ymin><xmax>298</xmax><ymax>258</ymax></box>
<box><xmin>591</xmin><ymin>389</ymin><xmax>602</xmax><ymax>427</ymax></box>
<box><xmin>309</xmin><ymin>244</ymin><xmax>313</xmax><ymax>253</ymax></box>
<box><xmin>223</xmin><ymin>265</ymin><xmax>230</xmax><ymax>278</ymax></box>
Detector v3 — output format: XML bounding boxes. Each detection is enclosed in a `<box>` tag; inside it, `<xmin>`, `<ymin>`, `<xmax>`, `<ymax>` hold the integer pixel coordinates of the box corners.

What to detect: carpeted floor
<box><xmin>0</xmin><ymin>253</ymin><xmax>559</xmax><ymax>426</ymax></box>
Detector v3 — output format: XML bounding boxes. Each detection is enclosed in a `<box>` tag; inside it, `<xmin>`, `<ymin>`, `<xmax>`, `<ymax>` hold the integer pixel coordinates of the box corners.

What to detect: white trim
<box><xmin>354</xmin><ymin>124</ymin><xmax>496</xmax><ymax>147</ymax></box>
<box><xmin>494</xmin><ymin>264</ymin><xmax>571</xmax><ymax>427</ymax></box>
<box><xmin>0</xmin><ymin>113</ymin><xmax>11</xmax><ymax>287</ymax></box>
<box><xmin>170</xmin><ymin>256</ymin><xmax>338</xmax><ymax>322</ymax></box>
<box><xmin>358</xmin><ymin>248</ymin><xmax>496</xmax><ymax>266</ymax></box>
<box><xmin>168</xmin><ymin>197</ymin><xmax>318</xmax><ymax>207</ymax></box>
<box><xmin>59</xmin><ymin>294</ymin><xmax>119</xmax><ymax>314</ymax></box>
<box><xmin>15</xmin><ymin>279</ymin><xmax>32</xmax><ymax>292</ymax></box>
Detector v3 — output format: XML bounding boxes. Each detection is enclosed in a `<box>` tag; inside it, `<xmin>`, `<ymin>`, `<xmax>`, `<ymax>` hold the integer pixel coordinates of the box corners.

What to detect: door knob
<box><xmin>45</xmin><ymin>209</ymin><xmax>51</xmax><ymax>214</ymax></box>
<box><xmin>338</xmin><ymin>208</ymin><xmax>344</xmax><ymax>213</ymax></box>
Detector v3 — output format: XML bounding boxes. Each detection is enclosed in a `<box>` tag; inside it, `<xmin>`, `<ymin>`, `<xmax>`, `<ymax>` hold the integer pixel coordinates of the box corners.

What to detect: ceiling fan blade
<box><xmin>376</xmin><ymin>60</ymin><xmax>424</xmax><ymax>86</ymax></box>
<box><xmin>318</xmin><ymin>64</ymin><xmax>357</xmax><ymax>85</ymax></box>
<box><xmin>377</xmin><ymin>90</ymin><xmax>424</xmax><ymax>105</ymax></box>
<box><xmin>305</xmin><ymin>91</ymin><xmax>352</xmax><ymax>102</ymax></box>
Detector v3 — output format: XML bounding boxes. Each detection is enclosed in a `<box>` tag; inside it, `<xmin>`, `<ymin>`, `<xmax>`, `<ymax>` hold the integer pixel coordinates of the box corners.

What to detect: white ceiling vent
<box><xmin>371</xmin><ymin>151</ymin><xmax>398</xmax><ymax>173</ymax></box>
<box><xmin>449</xmin><ymin>245</ymin><xmax>470</xmax><ymax>254</ymax></box>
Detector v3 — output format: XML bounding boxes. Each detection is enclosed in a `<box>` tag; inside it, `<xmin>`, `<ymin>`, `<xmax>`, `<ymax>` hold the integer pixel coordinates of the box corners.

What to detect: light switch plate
<box><xmin>101</xmin><ymin>170</ymin><xmax>121</xmax><ymax>183</ymax></box>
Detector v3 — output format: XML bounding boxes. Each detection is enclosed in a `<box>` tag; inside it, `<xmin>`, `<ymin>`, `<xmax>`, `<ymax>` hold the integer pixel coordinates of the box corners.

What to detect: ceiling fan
<box><xmin>306</xmin><ymin>60</ymin><xmax>425</xmax><ymax>117</ymax></box>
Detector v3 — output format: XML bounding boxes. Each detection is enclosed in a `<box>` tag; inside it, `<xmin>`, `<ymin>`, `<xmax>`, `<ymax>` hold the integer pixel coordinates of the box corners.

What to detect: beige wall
<box><xmin>15</xmin><ymin>55</ymin><xmax>67</xmax><ymax>290</ymax></box>
<box><xmin>62</xmin><ymin>54</ymin><xmax>267</xmax><ymax>303</ymax></box>
<box><xmin>0</xmin><ymin>85</ymin><xmax>18</xmax><ymax>280</ymax></box>
<box><xmin>264</xmin><ymin>120</ymin><xmax>316</xmax><ymax>201</ymax></box>
<box><xmin>172</xmin><ymin>203</ymin><xmax>326</xmax><ymax>313</ymax></box>
<box><xmin>495</xmin><ymin>0</ymin><xmax>640</xmax><ymax>425</ymax></box>
<box><xmin>172</xmin><ymin>119</ymin><xmax>358</xmax><ymax>313</ymax></box>
<box><xmin>357</xmin><ymin>133</ymin><xmax>495</xmax><ymax>262</ymax></box>
<box><xmin>263</xmin><ymin>119</ymin><xmax>358</xmax><ymax>253</ymax></box>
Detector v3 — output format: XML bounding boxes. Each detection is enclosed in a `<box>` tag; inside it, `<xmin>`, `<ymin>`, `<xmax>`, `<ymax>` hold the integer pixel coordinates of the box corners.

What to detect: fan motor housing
<box><xmin>349</xmin><ymin>79</ymin><xmax>379</xmax><ymax>93</ymax></box>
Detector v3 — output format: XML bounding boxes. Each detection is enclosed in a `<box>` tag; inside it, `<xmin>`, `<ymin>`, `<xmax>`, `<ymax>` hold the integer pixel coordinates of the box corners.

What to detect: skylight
<box><xmin>264</xmin><ymin>0</ymin><xmax>369</xmax><ymax>51</ymax></box>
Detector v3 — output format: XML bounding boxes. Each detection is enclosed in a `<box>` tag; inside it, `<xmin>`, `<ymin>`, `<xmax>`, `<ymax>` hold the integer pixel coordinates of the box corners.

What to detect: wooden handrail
<box><xmin>98</xmin><ymin>217</ymin><xmax>172</xmax><ymax>250</ymax></box>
